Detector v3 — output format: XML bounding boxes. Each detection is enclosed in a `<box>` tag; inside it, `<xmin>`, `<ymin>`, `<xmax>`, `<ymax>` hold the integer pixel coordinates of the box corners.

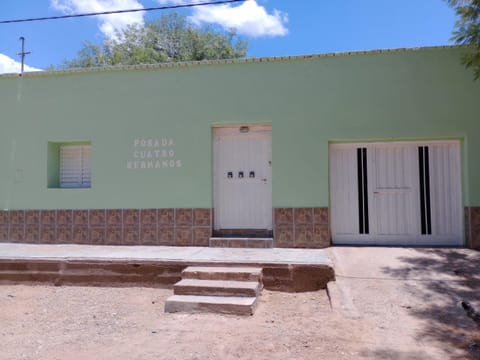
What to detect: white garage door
<box><xmin>330</xmin><ymin>141</ymin><xmax>463</xmax><ymax>246</ymax></box>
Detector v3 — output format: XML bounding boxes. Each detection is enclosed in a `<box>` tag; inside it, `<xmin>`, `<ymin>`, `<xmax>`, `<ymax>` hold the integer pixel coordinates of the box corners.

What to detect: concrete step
<box><xmin>209</xmin><ymin>237</ymin><xmax>273</xmax><ymax>248</ymax></box>
<box><xmin>182</xmin><ymin>266</ymin><xmax>262</xmax><ymax>282</ymax></box>
<box><xmin>174</xmin><ymin>278</ymin><xmax>261</xmax><ymax>297</ymax></box>
<box><xmin>165</xmin><ymin>295</ymin><xmax>258</xmax><ymax>315</ymax></box>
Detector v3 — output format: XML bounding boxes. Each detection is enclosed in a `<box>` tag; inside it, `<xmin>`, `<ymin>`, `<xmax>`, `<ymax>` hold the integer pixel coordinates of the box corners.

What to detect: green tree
<box><xmin>448</xmin><ymin>0</ymin><xmax>480</xmax><ymax>79</ymax></box>
<box><xmin>62</xmin><ymin>12</ymin><xmax>248</xmax><ymax>68</ymax></box>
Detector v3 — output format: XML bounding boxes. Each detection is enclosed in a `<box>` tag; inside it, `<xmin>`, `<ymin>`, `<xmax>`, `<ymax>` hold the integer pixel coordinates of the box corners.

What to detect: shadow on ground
<box><xmin>360</xmin><ymin>348</ymin><xmax>441</xmax><ymax>360</ymax></box>
<box><xmin>380</xmin><ymin>248</ymin><xmax>480</xmax><ymax>359</ymax></box>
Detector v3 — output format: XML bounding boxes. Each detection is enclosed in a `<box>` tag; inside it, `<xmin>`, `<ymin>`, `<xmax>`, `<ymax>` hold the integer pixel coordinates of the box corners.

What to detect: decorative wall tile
<box><xmin>25</xmin><ymin>225</ymin><xmax>40</xmax><ymax>243</ymax></box>
<box><xmin>0</xmin><ymin>207</ymin><xmax>274</xmax><ymax>248</ymax></box>
<box><xmin>9</xmin><ymin>225</ymin><xmax>25</xmax><ymax>242</ymax></box>
<box><xmin>274</xmin><ymin>208</ymin><xmax>293</xmax><ymax>225</ymax></box>
<box><xmin>193</xmin><ymin>209</ymin><xmax>211</xmax><ymax>227</ymax></box>
<box><xmin>471</xmin><ymin>207</ymin><xmax>480</xmax><ymax>226</ymax></box>
<box><xmin>465</xmin><ymin>207</ymin><xmax>471</xmax><ymax>247</ymax></box>
<box><xmin>89</xmin><ymin>210</ymin><xmax>106</xmax><ymax>226</ymax></box>
<box><xmin>57</xmin><ymin>210</ymin><xmax>73</xmax><ymax>225</ymax></box>
<box><xmin>313</xmin><ymin>208</ymin><xmax>329</xmax><ymax>225</ymax></box>
<box><xmin>313</xmin><ymin>225</ymin><xmax>330</xmax><ymax>248</ymax></box>
<box><xmin>0</xmin><ymin>226</ymin><xmax>8</xmax><ymax>241</ymax></box>
<box><xmin>25</xmin><ymin>210</ymin><xmax>40</xmax><ymax>225</ymax></box>
<box><xmin>40</xmin><ymin>226</ymin><xmax>56</xmax><ymax>243</ymax></box>
<box><xmin>73</xmin><ymin>226</ymin><xmax>89</xmax><ymax>244</ymax></box>
<box><xmin>0</xmin><ymin>211</ymin><xmax>9</xmax><ymax>226</ymax></box>
<box><xmin>90</xmin><ymin>227</ymin><xmax>106</xmax><ymax>245</ymax></box>
<box><xmin>41</xmin><ymin>210</ymin><xmax>56</xmax><ymax>226</ymax></box>
<box><xmin>107</xmin><ymin>210</ymin><xmax>123</xmax><ymax>226</ymax></box>
<box><xmin>158</xmin><ymin>227</ymin><xmax>174</xmax><ymax>245</ymax></box>
<box><xmin>123</xmin><ymin>226</ymin><xmax>139</xmax><ymax>245</ymax></box>
<box><xmin>175</xmin><ymin>227</ymin><xmax>193</xmax><ymax>246</ymax></box>
<box><xmin>294</xmin><ymin>224</ymin><xmax>314</xmax><ymax>248</ymax></box>
<box><xmin>141</xmin><ymin>209</ymin><xmax>157</xmax><ymax>226</ymax></box>
<box><xmin>471</xmin><ymin>226</ymin><xmax>480</xmax><ymax>249</ymax></box>
<box><xmin>274</xmin><ymin>225</ymin><xmax>294</xmax><ymax>248</ymax></box>
<box><xmin>469</xmin><ymin>207</ymin><xmax>480</xmax><ymax>249</ymax></box>
<box><xmin>193</xmin><ymin>227</ymin><xmax>211</xmax><ymax>246</ymax></box>
<box><xmin>57</xmin><ymin>226</ymin><xmax>73</xmax><ymax>243</ymax></box>
<box><xmin>273</xmin><ymin>207</ymin><xmax>331</xmax><ymax>248</ymax></box>
<box><xmin>175</xmin><ymin>208</ymin><xmax>193</xmax><ymax>226</ymax></box>
<box><xmin>73</xmin><ymin>210</ymin><xmax>89</xmax><ymax>226</ymax></box>
<box><xmin>10</xmin><ymin>210</ymin><xmax>25</xmax><ymax>225</ymax></box>
<box><xmin>123</xmin><ymin>209</ymin><xmax>139</xmax><ymax>226</ymax></box>
<box><xmin>158</xmin><ymin>209</ymin><xmax>174</xmax><ymax>226</ymax></box>
<box><xmin>140</xmin><ymin>226</ymin><xmax>157</xmax><ymax>245</ymax></box>
<box><xmin>105</xmin><ymin>227</ymin><xmax>123</xmax><ymax>245</ymax></box>
<box><xmin>293</xmin><ymin>208</ymin><xmax>313</xmax><ymax>225</ymax></box>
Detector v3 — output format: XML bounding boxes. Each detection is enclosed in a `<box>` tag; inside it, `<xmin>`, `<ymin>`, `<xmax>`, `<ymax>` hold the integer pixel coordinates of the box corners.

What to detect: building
<box><xmin>0</xmin><ymin>46</ymin><xmax>479</xmax><ymax>249</ymax></box>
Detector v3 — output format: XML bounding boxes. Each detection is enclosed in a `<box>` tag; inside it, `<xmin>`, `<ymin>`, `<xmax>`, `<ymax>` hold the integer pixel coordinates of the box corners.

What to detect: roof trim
<box><xmin>0</xmin><ymin>45</ymin><xmax>467</xmax><ymax>79</ymax></box>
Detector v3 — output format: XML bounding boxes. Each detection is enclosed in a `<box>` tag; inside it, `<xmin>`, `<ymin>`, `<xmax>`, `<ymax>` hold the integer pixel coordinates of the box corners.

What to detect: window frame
<box><xmin>47</xmin><ymin>141</ymin><xmax>92</xmax><ymax>189</ymax></box>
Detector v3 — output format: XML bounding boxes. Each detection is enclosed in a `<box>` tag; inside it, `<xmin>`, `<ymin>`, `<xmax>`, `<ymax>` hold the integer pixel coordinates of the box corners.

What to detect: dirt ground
<box><xmin>1</xmin><ymin>285</ymin><xmax>369</xmax><ymax>360</ymax></box>
<box><xmin>1</xmin><ymin>282</ymin><xmax>479</xmax><ymax>359</ymax></box>
<box><xmin>1</xmin><ymin>247</ymin><xmax>480</xmax><ymax>360</ymax></box>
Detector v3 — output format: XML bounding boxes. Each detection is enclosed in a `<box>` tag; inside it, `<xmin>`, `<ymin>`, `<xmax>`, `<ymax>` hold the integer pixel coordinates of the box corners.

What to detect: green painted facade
<box><xmin>0</xmin><ymin>46</ymin><xmax>479</xmax><ymax>210</ymax></box>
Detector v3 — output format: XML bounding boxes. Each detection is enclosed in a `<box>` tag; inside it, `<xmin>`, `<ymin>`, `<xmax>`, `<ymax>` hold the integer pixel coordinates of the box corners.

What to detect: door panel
<box><xmin>429</xmin><ymin>143</ymin><xmax>462</xmax><ymax>240</ymax></box>
<box><xmin>330</xmin><ymin>146</ymin><xmax>360</xmax><ymax>235</ymax></box>
<box><xmin>370</xmin><ymin>144</ymin><xmax>420</xmax><ymax>239</ymax></box>
<box><xmin>213</xmin><ymin>126</ymin><xmax>272</xmax><ymax>230</ymax></box>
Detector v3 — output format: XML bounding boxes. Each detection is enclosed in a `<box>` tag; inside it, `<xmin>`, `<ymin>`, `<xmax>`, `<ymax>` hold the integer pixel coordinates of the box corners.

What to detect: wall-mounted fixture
<box><xmin>239</xmin><ymin>126</ymin><xmax>249</xmax><ymax>133</ymax></box>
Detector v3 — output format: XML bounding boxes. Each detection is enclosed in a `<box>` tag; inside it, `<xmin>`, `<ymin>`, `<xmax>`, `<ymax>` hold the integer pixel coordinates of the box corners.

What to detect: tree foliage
<box><xmin>448</xmin><ymin>0</ymin><xmax>480</xmax><ymax>79</ymax></box>
<box><xmin>62</xmin><ymin>12</ymin><xmax>248</xmax><ymax>68</ymax></box>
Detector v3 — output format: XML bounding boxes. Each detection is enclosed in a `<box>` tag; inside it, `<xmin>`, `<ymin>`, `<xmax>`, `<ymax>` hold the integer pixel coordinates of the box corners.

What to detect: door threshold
<box><xmin>213</xmin><ymin>229</ymin><xmax>273</xmax><ymax>238</ymax></box>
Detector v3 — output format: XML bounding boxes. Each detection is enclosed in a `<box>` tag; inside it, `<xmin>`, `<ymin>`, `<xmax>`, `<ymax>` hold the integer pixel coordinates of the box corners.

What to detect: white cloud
<box><xmin>50</xmin><ymin>0</ymin><xmax>145</xmax><ymax>38</ymax></box>
<box><xmin>0</xmin><ymin>54</ymin><xmax>43</xmax><ymax>75</ymax></box>
<box><xmin>157</xmin><ymin>0</ymin><xmax>288</xmax><ymax>37</ymax></box>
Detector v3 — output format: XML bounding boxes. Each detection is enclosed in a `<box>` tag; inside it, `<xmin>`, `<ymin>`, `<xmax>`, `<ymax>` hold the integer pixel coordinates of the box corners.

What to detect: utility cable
<box><xmin>0</xmin><ymin>0</ymin><xmax>247</xmax><ymax>25</ymax></box>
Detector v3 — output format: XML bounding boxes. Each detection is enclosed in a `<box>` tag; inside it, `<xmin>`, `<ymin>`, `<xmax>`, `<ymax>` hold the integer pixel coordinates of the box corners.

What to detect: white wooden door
<box><xmin>213</xmin><ymin>126</ymin><xmax>272</xmax><ymax>230</ymax></box>
<box><xmin>330</xmin><ymin>141</ymin><xmax>463</xmax><ymax>246</ymax></box>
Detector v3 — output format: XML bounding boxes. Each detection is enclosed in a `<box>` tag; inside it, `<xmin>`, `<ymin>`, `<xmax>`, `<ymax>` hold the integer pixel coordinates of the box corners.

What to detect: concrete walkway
<box><xmin>0</xmin><ymin>242</ymin><xmax>330</xmax><ymax>266</ymax></box>
<box><xmin>326</xmin><ymin>247</ymin><xmax>480</xmax><ymax>359</ymax></box>
<box><xmin>0</xmin><ymin>243</ymin><xmax>333</xmax><ymax>292</ymax></box>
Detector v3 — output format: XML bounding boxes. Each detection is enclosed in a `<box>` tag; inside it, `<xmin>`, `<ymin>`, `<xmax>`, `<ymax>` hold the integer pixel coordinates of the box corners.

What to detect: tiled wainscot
<box><xmin>0</xmin><ymin>208</ymin><xmax>212</xmax><ymax>246</ymax></box>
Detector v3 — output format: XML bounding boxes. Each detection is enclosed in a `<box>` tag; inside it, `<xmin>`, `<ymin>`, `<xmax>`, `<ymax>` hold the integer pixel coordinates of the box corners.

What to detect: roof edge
<box><xmin>0</xmin><ymin>45</ymin><xmax>468</xmax><ymax>79</ymax></box>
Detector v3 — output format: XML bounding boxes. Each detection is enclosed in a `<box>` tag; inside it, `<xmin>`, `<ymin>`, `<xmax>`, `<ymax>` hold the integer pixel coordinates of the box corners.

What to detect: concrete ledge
<box><xmin>0</xmin><ymin>259</ymin><xmax>184</xmax><ymax>288</ymax></box>
<box><xmin>0</xmin><ymin>243</ymin><xmax>335</xmax><ymax>292</ymax></box>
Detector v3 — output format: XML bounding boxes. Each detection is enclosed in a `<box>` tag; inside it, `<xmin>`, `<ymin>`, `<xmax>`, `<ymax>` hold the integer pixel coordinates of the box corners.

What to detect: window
<box><xmin>47</xmin><ymin>141</ymin><xmax>91</xmax><ymax>189</ymax></box>
<box><xmin>60</xmin><ymin>144</ymin><xmax>91</xmax><ymax>188</ymax></box>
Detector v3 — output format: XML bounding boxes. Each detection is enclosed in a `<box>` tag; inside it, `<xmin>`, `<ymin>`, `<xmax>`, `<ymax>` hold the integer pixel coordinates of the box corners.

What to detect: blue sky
<box><xmin>0</xmin><ymin>0</ymin><xmax>457</xmax><ymax>73</ymax></box>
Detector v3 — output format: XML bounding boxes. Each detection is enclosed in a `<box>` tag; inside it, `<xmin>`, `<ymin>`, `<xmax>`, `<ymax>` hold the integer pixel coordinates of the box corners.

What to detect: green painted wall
<box><xmin>0</xmin><ymin>46</ymin><xmax>479</xmax><ymax>210</ymax></box>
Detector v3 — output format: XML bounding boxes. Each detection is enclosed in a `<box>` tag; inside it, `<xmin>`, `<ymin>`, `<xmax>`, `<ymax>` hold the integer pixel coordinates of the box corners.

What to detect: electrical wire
<box><xmin>0</xmin><ymin>0</ymin><xmax>247</xmax><ymax>25</ymax></box>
